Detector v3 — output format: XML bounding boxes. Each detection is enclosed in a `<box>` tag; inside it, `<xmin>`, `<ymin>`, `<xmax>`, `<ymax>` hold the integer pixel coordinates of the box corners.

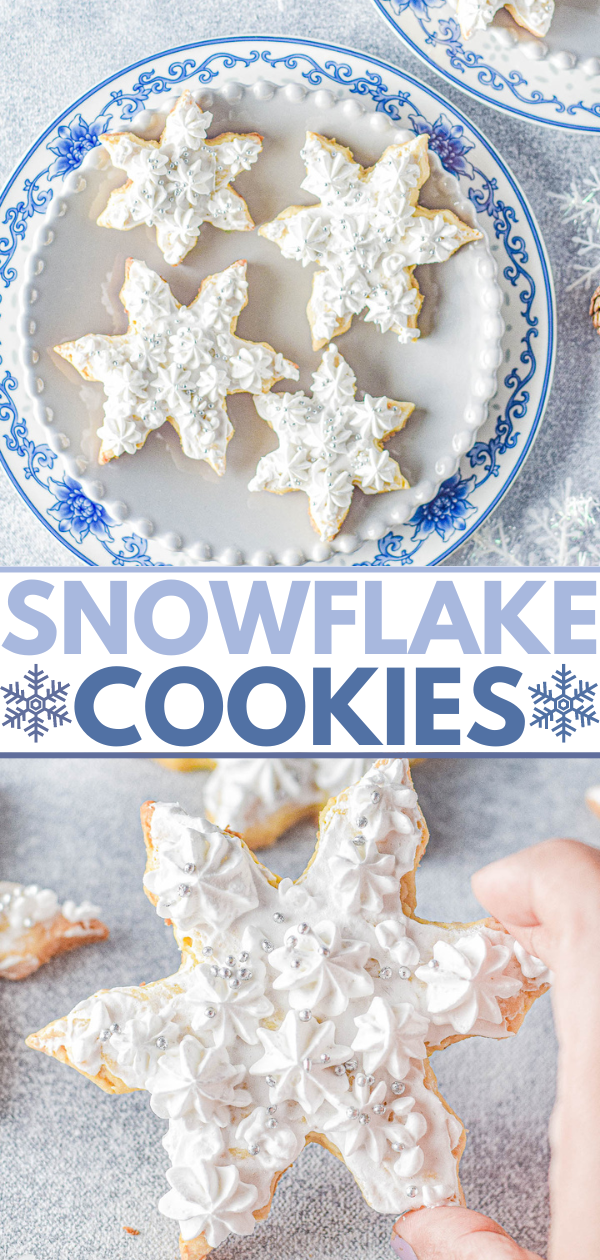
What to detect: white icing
<box><xmin>204</xmin><ymin>758</ymin><xmax>318</xmax><ymax>835</ymax></box>
<box><xmin>448</xmin><ymin>0</ymin><xmax>553</xmax><ymax>40</ymax></box>
<box><xmin>150</xmin><ymin>1035</ymin><xmax>251</xmax><ymax>1123</ymax></box>
<box><xmin>269</xmin><ymin>920</ymin><xmax>374</xmax><ymax>1016</ymax></box>
<box><xmin>143</xmin><ymin>809</ymin><xmax>259</xmax><ymax>931</ymax></box>
<box><xmin>38</xmin><ymin>759</ymin><xmax>543</xmax><ymax>1246</ymax></box>
<box><xmin>99</xmin><ymin>92</ymin><xmax>262</xmax><ymax>265</ymax></box>
<box><xmin>249</xmin><ymin>345</ymin><xmax>413</xmax><ymax>540</ymax></box>
<box><xmin>351</xmin><ymin>996</ymin><xmax>428</xmax><ymax>1078</ymax></box>
<box><xmin>56</xmin><ymin>258</ymin><xmax>298</xmax><ymax>467</ymax></box>
<box><xmin>314</xmin><ymin>759</ymin><xmax>373</xmax><ymax>796</ymax></box>
<box><xmin>260</xmin><ymin>132</ymin><xmax>479</xmax><ymax>347</ymax></box>
<box><xmin>415</xmin><ymin>933</ymin><xmax>523</xmax><ymax>1035</ymax></box>
<box><xmin>251</xmin><ymin>1011</ymin><xmax>351</xmax><ymax>1114</ymax></box>
<box><xmin>514</xmin><ymin>941</ymin><xmax>553</xmax><ymax>986</ymax></box>
<box><xmin>0</xmin><ymin>881</ymin><xmax>103</xmax><ymax>974</ymax></box>
<box><xmin>160</xmin><ymin>1162</ymin><xmax>258</xmax><ymax>1246</ymax></box>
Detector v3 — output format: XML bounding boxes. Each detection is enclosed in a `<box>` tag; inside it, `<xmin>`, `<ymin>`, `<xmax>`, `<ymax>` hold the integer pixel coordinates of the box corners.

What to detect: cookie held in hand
<box><xmin>28</xmin><ymin>760</ymin><xmax>547</xmax><ymax>1257</ymax></box>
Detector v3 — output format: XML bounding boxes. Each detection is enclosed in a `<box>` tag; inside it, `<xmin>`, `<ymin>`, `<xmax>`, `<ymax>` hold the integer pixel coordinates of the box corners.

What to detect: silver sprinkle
<box><xmin>109</xmin><ymin>1023</ymin><xmax>120</xmax><ymax>1035</ymax></box>
<box><xmin>344</xmin><ymin>1059</ymin><xmax>358</xmax><ymax>1072</ymax></box>
<box><xmin>391</xmin><ymin>1081</ymin><xmax>405</xmax><ymax>1095</ymax></box>
<box><xmin>156</xmin><ymin>1036</ymin><xmax>168</xmax><ymax>1050</ymax></box>
<box><xmin>399</xmin><ymin>967</ymin><xmax>411</xmax><ymax>980</ymax></box>
<box><xmin>265</xmin><ymin>1075</ymin><xmax>276</xmax><ymax>1087</ymax></box>
<box><xmin>297</xmin><ymin>922</ymin><xmax>309</xmax><ymax>934</ymax></box>
<box><xmin>261</xmin><ymin>939</ymin><xmax>273</xmax><ymax>953</ymax></box>
<box><xmin>268</xmin><ymin>1105</ymin><xmax>277</xmax><ymax>1115</ymax></box>
<box><xmin>356</xmin><ymin>815</ymin><xmax>368</xmax><ymax>828</ymax></box>
<box><xmin>371</xmin><ymin>790</ymin><xmax>381</xmax><ymax>803</ymax></box>
<box><xmin>178</xmin><ymin>883</ymin><xmax>191</xmax><ymax>897</ymax></box>
<box><xmin>248</xmin><ymin>1143</ymin><xmax>260</xmax><ymax>1155</ymax></box>
<box><xmin>406</xmin><ymin>1186</ymin><xmax>418</xmax><ymax>1198</ymax></box>
<box><xmin>291</xmin><ymin>959</ymin><xmax>301</xmax><ymax>969</ymax></box>
<box><xmin>366</xmin><ymin>1074</ymin><xmax>375</xmax><ymax>1086</ymax></box>
<box><xmin>205</xmin><ymin>1007</ymin><xmax>216</xmax><ymax>1019</ymax></box>
<box><xmin>302</xmin><ymin>1057</ymin><xmax>312</xmax><ymax>1071</ymax></box>
<box><xmin>299</xmin><ymin>1009</ymin><xmax>312</xmax><ymax>1022</ymax></box>
<box><xmin>380</xmin><ymin>967</ymin><xmax>392</xmax><ymax>980</ymax></box>
<box><xmin>355</xmin><ymin>1073</ymin><xmax>367</xmax><ymax>1087</ymax></box>
<box><xmin>266</xmin><ymin>1117</ymin><xmax>278</xmax><ymax>1129</ymax></box>
<box><xmin>184</xmin><ymin>863</ymin><xmax>196</xmax><ymax>874</ymax></box>
<box><xmin>239</xmin><ymin>951</ymin><xmax>249</xmax><ymax>962</ymax></box>
<box><xmin>320</xmin><ymin>1053</ymin><xmax>330</xmax><ymax>1063</ymax></box>
<box><xmin>272</xmin><ymin>912</ymin><xmax>285</xmax><ymax>923</ymax></box>
<box><xmin>202</xmin><ymin>946</ymin><xmax>213</xmax><ymax>956</ymax></box>
<box><xmin>358</xmin><ymin>1113</ymin><xmax>369</xmax><ymax>1125</ymax></box>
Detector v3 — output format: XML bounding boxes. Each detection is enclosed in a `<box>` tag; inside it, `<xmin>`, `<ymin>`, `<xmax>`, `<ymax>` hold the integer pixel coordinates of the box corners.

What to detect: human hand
<box><xmin>392</xmin><ymin>838</ymin><xmax>600</xmax><ymax>1260</ymax></box>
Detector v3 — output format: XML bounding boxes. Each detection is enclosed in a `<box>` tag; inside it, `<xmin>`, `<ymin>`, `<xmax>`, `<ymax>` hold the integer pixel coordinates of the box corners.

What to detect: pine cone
<box><xmin>590</xmin><ymin>285</ymin><xmax>600</xmax><ymax>332</ymax></box>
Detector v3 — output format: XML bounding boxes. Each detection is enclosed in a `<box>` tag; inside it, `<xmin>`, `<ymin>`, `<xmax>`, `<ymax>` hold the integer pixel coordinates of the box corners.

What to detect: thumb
<box><xmin>392</xmin><ymin>1207</ymin><xmax>543</xmax><ymax>1260</ymax></box>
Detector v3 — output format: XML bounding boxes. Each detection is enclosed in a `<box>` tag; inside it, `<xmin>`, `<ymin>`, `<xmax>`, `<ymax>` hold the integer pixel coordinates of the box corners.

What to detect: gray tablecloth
<box><xmin>4</xmin><ymin>754</ymin><xmax>599</xmax><ymax>1259</ymax></box>
<box><xmin>0</xmin><ymin>0</ymin><xmax>597</xmax><ymax>565</ymax></box>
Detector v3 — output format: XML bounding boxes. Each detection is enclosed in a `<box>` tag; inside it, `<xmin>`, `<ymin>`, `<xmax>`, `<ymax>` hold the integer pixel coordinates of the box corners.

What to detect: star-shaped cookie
<box><xmin>55</xmin><ymin>258</ymin><xmax>298</xmax><ymax>467</ymax></box>
<box><xmin>249</xmin><ymin>345</ymin><xmax>413</xmax><ymax>540</ymax></box>
<box><xmin>259</xmin><ymin>132</ymin><xmax>482</xmax><ymax>350</ymax></box>
<box><xmin>0</xmin><ymin>880</ymin><xmax>108</xmax><ymax>980</ymax></box>
<box><xmin>449</xmin><ymin>0</ymin><xmax>553</xmax><ymax>39</ymax></box>
<box><xmin>29</xmin><ymin>759</ymin><xmax>547</xmax><ymax>1258</ymax></box>
<box><xmin>98</xmin><ymin>92</ymin><xmax>262</xmax><ymax>265</ymax></box>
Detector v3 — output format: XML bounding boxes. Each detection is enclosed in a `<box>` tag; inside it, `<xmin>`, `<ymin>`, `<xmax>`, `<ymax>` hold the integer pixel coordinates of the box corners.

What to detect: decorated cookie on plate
<box><xmin>97</xmin><ymin>92</ymin><xmax>262</xmax><ymax>265</ymax></box>
<box><xmin>249</xmin><ymin>345</ymin><xmax>413</xmax><ymax>541</ymax></box>
<box><xmin>449</xmin><ymin>0</ymin><xmax>553</xmax><ymax>39</ymax></box>
<box><xmin>260</xmin><ymin>132</ymin><xmax>481</xmax><ymax>351</ymax></box>
<box><xmin>29</xmin><ymin>760</ymin><xmax>548</xmax><ymax>1257</ymax></box>
<box><xmin>0</xmin><ymin>881</ymin><xmax>108</xmax><ymax>980</ymax></box>
<box><xmin>54</xmin><ymin>259</ymin><xmax>298</xmax><ymax>467</ymax></box>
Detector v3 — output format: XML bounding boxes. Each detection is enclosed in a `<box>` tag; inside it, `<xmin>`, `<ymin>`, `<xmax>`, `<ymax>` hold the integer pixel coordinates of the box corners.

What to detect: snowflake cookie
<box><xmin>449</xmin><ymin>0</ymin><xmax>553</xmax><ymax>40</ymax></box>
<box><xmin>29</xmin><ymin>759</ymin><xmax>548</xmax><ymax>1258</ymax></box>
<box><xmin>97</xmin><ymin>92</ymin><xmax>262</xmax><ymax>265</ymax></box>
<box><xmin>249</xmin><ymin>345</ymin><xmax>413</xmax><ymax>540</ymax></box>
<box><xmin>204</xmin><ymin>757</ymin><xmax>374</xmax><ymax>848</ymax></box>
<box><xmin>55</xmin><ymin>258</ymin><xmax>298</xmax><ymax>467</ymax></box>
<box><xmin>259</xmin><ymin>132</ymin><xmax>481</xmax><ymax>351</ymax></box>
<box><xmin>0</xmin><ymin>881</ymin><xmax>107</xmax><ymax>980</ymax></box>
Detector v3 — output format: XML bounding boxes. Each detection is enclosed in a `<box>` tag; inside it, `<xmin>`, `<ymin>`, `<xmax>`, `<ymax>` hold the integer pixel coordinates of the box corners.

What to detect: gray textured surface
<box><xmin>4</xmin><ymin>755</ymin><xmax>600</xmax><ymax>1259</ymax></box>
<box><xmin>0</xmin><ymin>0</ymin><xmax>597</xmax><ymax>565</ymax></box>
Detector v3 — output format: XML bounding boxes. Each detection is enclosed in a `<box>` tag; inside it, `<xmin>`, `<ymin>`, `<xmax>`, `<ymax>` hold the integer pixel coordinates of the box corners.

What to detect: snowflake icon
<box><xmin>529</xmin><ymin>664</ymin><xmax>598</xmax><ymax>743</ymax></box>
<box><xmin>2</xmin><ymin>664</ymin><xmax>71</xmax><ymax>743</ymax></box>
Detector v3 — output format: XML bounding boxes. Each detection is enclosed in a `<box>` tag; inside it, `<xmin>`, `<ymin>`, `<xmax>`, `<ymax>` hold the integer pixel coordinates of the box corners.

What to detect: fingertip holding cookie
<box><xmin>391</xmin><ymin>1232</ymin><xmax>419</xmax><ymax>1260</ymax></box>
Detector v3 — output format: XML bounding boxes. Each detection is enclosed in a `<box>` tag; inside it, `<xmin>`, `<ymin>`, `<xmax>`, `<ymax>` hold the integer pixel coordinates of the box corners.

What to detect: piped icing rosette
<box><xmin>249</xmin><ymin>346</ymin><xmax>413</xmax><ymax>541</ymax></box>
<box><xmin>54</xmin><ymin>258</ymin><xmax>298</xmax><ymax>467</ymax></box>
<box><xmin>448</xmin><ymin>0</ymin><xmax>553</xmax><ymax>40</ymax></box>
<box><xmin>0</xmin><ymin>880</ymin><xmax>108</xmax><ymax>980</ymax></box>
<box><xmin>29</xmin><ymin>760</ymin><xmax>549</xmax><ymax>1256</ymax></box>
<box><xmin>98</xmin><ymin>91</ymin><xmax>262</xmax><ymax>265</ymax></box>
<box><xmin>260</xmin><ymin>132</ymin><xmax>482</xmax><ymax>351</ymax></box>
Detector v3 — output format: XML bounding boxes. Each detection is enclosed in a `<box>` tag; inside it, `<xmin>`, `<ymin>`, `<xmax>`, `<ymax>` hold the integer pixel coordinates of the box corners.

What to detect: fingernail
<box><xmin>391</xmin><ymin>1236</ymin><xmax>418</xmax><ymax>1260</ymax></box>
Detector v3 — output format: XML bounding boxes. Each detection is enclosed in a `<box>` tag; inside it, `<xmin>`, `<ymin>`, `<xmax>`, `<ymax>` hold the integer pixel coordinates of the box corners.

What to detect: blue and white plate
<box><xmin>1</xmin><ymin>37</ymin><xmax>554</xmax><ymax>567</ymax></box>
<box><xmin>373</xmin><ymin>0</ymin><xmax>600</xmax><ymax>131</ymax></box>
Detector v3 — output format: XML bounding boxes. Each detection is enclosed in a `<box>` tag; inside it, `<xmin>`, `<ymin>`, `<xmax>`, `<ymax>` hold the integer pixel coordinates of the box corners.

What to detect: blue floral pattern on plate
<box><xmin>0</xmin><ymin>37</ymin><xmax>554</xmax><ymax>567</ymax></box>
<box><xmin>374</xmin><ymin>0</ymin><xmax>600</xmax><ymax>133</ymax></box>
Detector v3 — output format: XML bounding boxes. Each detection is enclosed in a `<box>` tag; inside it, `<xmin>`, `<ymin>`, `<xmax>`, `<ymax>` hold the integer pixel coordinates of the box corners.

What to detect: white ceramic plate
<box><xmin>373</xmin><ymin>0</ymin><xmax>600</xmax><ymax>131</ymax></box>
<box><xmin>0</xmin><ymin>37</ymin><xmax>554</xmax><ymax>566</ymax></box>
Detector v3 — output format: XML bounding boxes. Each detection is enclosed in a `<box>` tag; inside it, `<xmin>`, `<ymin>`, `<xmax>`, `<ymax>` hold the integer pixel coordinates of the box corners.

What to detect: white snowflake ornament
<box><xmin>55</xmin><ymin>258</ymin><xmax>298</xmax><ymax>468</ymax></box>
<box><xmin>260</xmin><ymin>132</ymin><xmax>481</xmax><ymax>350</ymax></box>
<box><xmin>98</xmin><ymin>92</ymin><xmax>262</xmax><ymax>265</ymax></box>
<box><xmin>448</xmin><ymin>0</ymin><xmax>553</xmax><ymax>40</ymax></box>
<box><xmin>249</xmin><ymin>345</ymin><xmax>414</xmax><ymax>540</ymax></box>
<box><xmin>29</xmin><ymin>760</ymin><xmax>549</xmax><ymax>1259</ymax></box>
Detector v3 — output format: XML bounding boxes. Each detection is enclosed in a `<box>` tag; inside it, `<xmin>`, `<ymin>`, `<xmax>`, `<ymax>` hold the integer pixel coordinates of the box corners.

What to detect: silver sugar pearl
<box><xmin>299</xmin><ymin>1009</ymin><xmax>312</xmax><ymax>1022</ymax></box>
<box><xmin>373</xmin><ymin>1103</ymin><xmax>386</xmax><ymax>1115</ymax></box>
<box><xmin>229</xmin><ymin>977</ymin><xmax>240</xmax><ymax>988</ymax></box>
<box><xmin>391</xmin><ymin>1081</ymin><xmax>406</xmax><ymax>1095</ymax></box>
<box><xmin>430</xmin><ymin>958</ymin><xmax>440</xmax><ymax>969</ymax></box>
<box><xmin>261</xmin><ymin>939</ymin><xmax>273</xmax><ymax>953</ymax></box>
<box><xmin>406</xmin><ymin>1186</ymin><xmax>418</xmax><ymax>1198</ymax></box>
<box><xmin>344</xmin><ymin>1059</ymin><xmax>358</xmax><ymax>1072</ymax></box>
<box><xmin>273</xmin><ymin>912</ymin><xmax>285</xmax><ymax>923</ymax></box>
<box><xmin>210</xmin><ymin>964</ymin><xmax>219</xmax><ymax>976</ymax></box>
<box><xmin>346</xmin><ymin>1106</ymin><xmax>356</xmax><ymax>1118</ymax></box>
<box><xmin>268</xmin><ymin>1105</ymin><xmax>277</xmax><ymax>1115</ymax></box>
<box><xmin>202</xmin><ymin>946</ymin><xmax>213</xmax><ymax>956</ymax></box>
<box><xmin>302</xmin><ymin>1057</ymin><xmax>312</xmax><ymax>1071</ymax></box>
<box><xmin>379</xmin><ymin>967</ymin><xmax>392</xmax><ymax>980</ymax></box>
<box><xmin>265</xmin><ymin>1076</ymin><xmax>276</xmax><ymax>1087</ymax></box>
<box><xmin>220</xmin><ymin>966</ymin><xmax>232</xmax><ymax>978</ymax></box>
<box><xmin>178</xmin><ymin>883</ymin><xmax>191</xmax><ymax>897</ymax></box>
<box><xmin>291</xmin><ymin>959</ymin><xmax>301</xmax><ymax>969</ymax></box>
<box><xmin>205</xmin><ymin>1007</ymin><xmax>216</xmax><ymax>1019</ymax></box>
<box><xmin>239</xmin><ymin>951</ymin><xmax>249</xmax><ymax>962</ymax></box>
<box><xmin>156</xmin><ymin>1036</ymin><xmax>168</xmax><ymax>1050</ymax></box>
<box><xmin>99</xmin><ymin>1028</ymin><xmax>111</xmax><ymax>1042</ymax></box>
<box><xmin>266</xmin><ymin>1117</ymin><xmax>278</xmax><ymax>1128</ymax></box>
<box><xmin>109</xmin><ymin>1023</ymin><xmax>120</xmax><ymax>1035</ymax></box>
<box><xmin>358</xmin><ymin>1113</ymin><xmax>369</xmax><ymax>1125</ymax></box>
<box><xmin>352</xmin><ymin>835</ymin><xmax>364</xmax><ymax>847</ymax></box>
<box><xmin>391</xmin><ymin>1141</ymin><xmax>405</xmax><ymax>1152</ymax></box>
<box><xmin>297</xmin><ymin>922</ymin><xmax>309</xmax><ymax>934</ymax></box>
<box><xmin>334</xmin><ymin>1065</ymin><xmax>346</xmax><ymax>1076</ymax></box>
<box><xmin>371</xmin><ymin>790</ymin><xmax>381</xmax><ymax>803</ymax></box>
<box><xmin>226</xmin><ymin>955</ymin><xmax>235</xmax><ymax>966</ymax></box>
<box><xmin>184</xmin><ymin>863</ymin><xmax>196</xmax><ymax>874</ymax></box>
<box><xmin>248</xmin><ymin>1143</ymin><xmax>260</xmax><ymax>1155</ymax></box>
<box><xmin>356</xmin><ymin>815</ymin><xmax>368</xmax><ymax>828</ymax></box>
<box><xmin>320</xmin><ymin>1053</ymin><xmax>330</xmax><ymax>1063</ymax></box>
<box><xmin>366</xmin><ymin>1074</ymin><xmax>375</xmax><ymax>1086</ymax></box>
<box><xmin>319</xmin><ymin>946</ymin><xmax>330</xmax><ymax>956</ymax></box>
<box><xmin>355</xmin><ymin>1073</ymin><xmax>367</xmax><ymax>1087</ymax></box>
<box><xmin>399</xmin><ymin>967</ymin><xmax>411</xmax><ymax>980</ymax></box>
